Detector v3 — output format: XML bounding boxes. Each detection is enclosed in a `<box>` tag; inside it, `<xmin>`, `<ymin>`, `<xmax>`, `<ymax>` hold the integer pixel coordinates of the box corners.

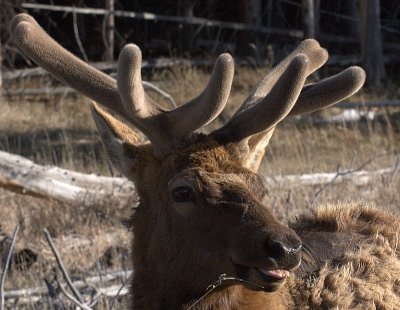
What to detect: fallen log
<box><xmin>267</xmin><ymin>168</ymin><xmax>392</xmax><ymax>187</ymax></box>
<box><xmin>0</xmin><ymin>150</ymin><xmax>137</xmax><ymax>208</ymax></box>
<box><xmin>0</xmin><ymin>150</ymin><xmax>394</xmax><ymax>206</ymax></box>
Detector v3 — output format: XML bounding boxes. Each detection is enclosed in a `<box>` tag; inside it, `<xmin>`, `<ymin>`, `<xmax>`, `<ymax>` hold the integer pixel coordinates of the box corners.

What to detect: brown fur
<box><xmin>123</xmin><ymin>136</ymin><xmax>400</xmax><ymax>309</ymax></box>
<box><xmin>291</xmin><ymin>203</ymin><xmax>400</xmax><ymax>309</ymax></box>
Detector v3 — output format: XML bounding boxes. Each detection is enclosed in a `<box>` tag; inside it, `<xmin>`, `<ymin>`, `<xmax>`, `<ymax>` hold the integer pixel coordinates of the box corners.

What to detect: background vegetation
<box><xmin>0</xmin><ymin>0</ymin><xmax>399</xmax><ymax>308</ymax></box>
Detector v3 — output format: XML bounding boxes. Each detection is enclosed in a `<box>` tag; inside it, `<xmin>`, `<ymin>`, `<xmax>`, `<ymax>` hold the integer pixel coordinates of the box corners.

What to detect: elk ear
<box><xmin>90</xmin><ymin>102</ymin><xmax>142</xmax><ymax>176</ymax></box>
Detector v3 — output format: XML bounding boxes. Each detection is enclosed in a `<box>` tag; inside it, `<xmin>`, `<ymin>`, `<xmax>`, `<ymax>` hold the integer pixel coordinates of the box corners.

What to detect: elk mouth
<box><xmin>255</xmin><ymin>268</ymin><xmax>290</xmax><ymax>281</ymax></box>
<box><xmin>253</xmin><ymin>268</ymin><xmax>290</xmax><ymax>284</ymax></box>
<box><xmin>245</xmin><ymin>266</ymin><xmax>292</xmax><ymax>292</ymax></box>
<box><xmin>231</xmin><ymin>262</ymin><xmax>294</xmax><ymax>292</ymax></box>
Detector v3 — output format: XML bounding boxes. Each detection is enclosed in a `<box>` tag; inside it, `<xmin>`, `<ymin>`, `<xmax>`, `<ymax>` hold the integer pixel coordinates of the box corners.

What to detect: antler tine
<box><xmin>242</xmin><ymin>66</ymin><xmax>365</xmax><ymax>171</ymax></box>
<box><xmin>167</xmin><ymin>53</ymin><xmax>234</xmax><ymax>137</ymax></box>
<box><xmin>217</xmin><ymin>54</ymin><xmax>310</xmax><ymax>142</ymax></box>
<box><xmin>117</xmin><ymin>44</ymin><xmax>168</xmax><ymax>150</ymax></box>
<box><xmin>117</xmin><ymin>45</ymin><xmax>234</xmax><ymax>156</ymax></box>
<box><xmin>289</xmin><ymin>66</ymin><xmax>366</xmax><ymax>116</ymax></box>
<box><xmin>217</xmin><ymin>40</ymin><xmax>327</xmax><ymax>161</ymax></box>
<box><xmin>10</xmin><ymin>12</ymin><xmax>40</xmax><ymax>30</ymax></box>
<box><xmin>10</xmin><ymin>14</ymin><xmax>126</xmax><ymax>117</ymax></box>
<box><xmin>117</xmin><ymin>44</ymin><xmax>156</xmax><ymax>118</ymax></box>
<box><xmin>243</xmin><ymin>39</ymin><xmax>328</xmax><ymax>109</ymax></box>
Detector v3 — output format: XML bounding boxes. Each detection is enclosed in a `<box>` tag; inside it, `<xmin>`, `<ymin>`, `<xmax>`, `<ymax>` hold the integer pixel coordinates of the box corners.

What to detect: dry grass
<box><xmin>0</xmin><ymin>65</ymin><xmax>399</xmax><ymax>308</ymax></box>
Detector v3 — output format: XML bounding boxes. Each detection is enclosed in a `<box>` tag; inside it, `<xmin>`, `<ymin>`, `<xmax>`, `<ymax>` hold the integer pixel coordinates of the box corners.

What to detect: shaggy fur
<box><xmin>292</xmin><ymin>203</ymin><xmax>400</xmax><ymax>309</ymax></box>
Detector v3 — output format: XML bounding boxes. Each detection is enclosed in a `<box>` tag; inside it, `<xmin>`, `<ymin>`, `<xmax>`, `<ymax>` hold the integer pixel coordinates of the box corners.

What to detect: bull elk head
<box><xmin>11</xmin><ymin>14</ymin><xmax>365</xmax><ymax>309</ymax></box>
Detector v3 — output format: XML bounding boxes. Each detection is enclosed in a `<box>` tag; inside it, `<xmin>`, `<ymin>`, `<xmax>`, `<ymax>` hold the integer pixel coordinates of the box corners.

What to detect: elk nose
<box><xmin>264</xmin><ymin>236</ymin><xmax>302</xmax><ymax>267</ymax></box>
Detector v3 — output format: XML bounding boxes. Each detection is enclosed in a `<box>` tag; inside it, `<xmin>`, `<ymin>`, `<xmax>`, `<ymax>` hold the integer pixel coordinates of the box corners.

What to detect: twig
<box><xmin>44</xmin><ymin>278</ymin><xmax>64</xmax><ymax>309</ymax></box>
<box><xmin>142</xmin><ymin>81</ymin><xmax>177</xmax><ymax>108</ymax></box>
<box><xmin>43</xmin><ymin>229</ymin><xmax>84</xmax><ymax>304</ymax></box>
<box><xmin>0</xmin><ymin>225</ymin><xmax>20</xmax><ymax>310</ymax></box>
<box><xmin>4</xmin><ymin>269</ymin><xmax>132</xmax><ymax>299</ymax></box>
<box><xmin>72</xmin><ymin>8</ymin><xmax>88</xmax><ymax>62</ymax></box>
<box><xmin>109</xmin><ymin>275</ymin><xmax>130</xmax><ymax>310</ymax></box>
<box><xmin>57</xmin><ymin>280</ymin><xmax>92</xmax><ymax>310</ymax></box>
<box><xmin>311</xmin><ymin>152</ymin><xmax>390</xmax><ymax>205</ymax></box>
<box><xmin>88</xmin><ymin>291</ymin><xmax>102</xmax><ymax>307</ymax></box>
<box><xmin>389</xmin><ymin>154</ymin><xmax>400</xmax><ymax>183</ymax></box>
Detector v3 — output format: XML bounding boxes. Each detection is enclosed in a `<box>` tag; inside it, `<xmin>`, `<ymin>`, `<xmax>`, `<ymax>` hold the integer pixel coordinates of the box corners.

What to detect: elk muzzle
<box><xmin>231</xmin><ymin>219</ymin><xmax>302</xmax><ymax>291</ymax></box>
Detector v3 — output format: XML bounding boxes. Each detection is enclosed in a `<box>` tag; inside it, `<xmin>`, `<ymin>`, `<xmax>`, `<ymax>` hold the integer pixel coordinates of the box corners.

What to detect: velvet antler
<box><xmin>10</xmin><ymin>13</ymin><xmax>234</xmax><ymax>157</ymax></box>
<box><xmin>11</xmin><ymin>14</ymin><xmax>365</xmax><ymax>168</ymax></box>
<box><xmin>214</xmin><ymin>39</ymin><xmax>366</xmax><ymax>171</ymax></box>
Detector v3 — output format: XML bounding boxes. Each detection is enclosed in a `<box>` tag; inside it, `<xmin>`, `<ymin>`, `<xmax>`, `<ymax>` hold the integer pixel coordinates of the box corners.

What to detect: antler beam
<box><xmin>10</xmin><ymin>13</ymin><xmax>234</xmax><ymax>157</ymax></box>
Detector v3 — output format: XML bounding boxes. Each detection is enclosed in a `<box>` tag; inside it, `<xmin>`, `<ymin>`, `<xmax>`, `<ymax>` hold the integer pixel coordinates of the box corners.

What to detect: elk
<box><xmin>10</xmin><ymin>14</ymin><xmax>400</xmax><ymax>309</ymax></box>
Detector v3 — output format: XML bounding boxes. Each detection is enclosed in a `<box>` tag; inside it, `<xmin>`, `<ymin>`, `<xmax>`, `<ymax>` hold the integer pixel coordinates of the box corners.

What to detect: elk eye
<box><xmin>172</xmin><ymin>186</ymin><xmax>195</xmax><ymax>202</ymax></box>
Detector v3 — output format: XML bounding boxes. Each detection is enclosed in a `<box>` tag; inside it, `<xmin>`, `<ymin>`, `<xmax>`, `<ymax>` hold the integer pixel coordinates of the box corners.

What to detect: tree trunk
<box><xmin>105</xmin><ymin>0</ymin><xmax>115</xmax><ymax>61</ymax></box>
<box><xmin>345</xmin><ymin>0</ymin><xmax>359</xmax><ymax>37</ymax></box>
<box><xmin>235</xmin><ymin>0</ymin><xmax>262</xmax><ymax>56</ymax></box>
<box><xmin>359</xmin><ymin>0</ymin><xmax>386</xmax><ymax>86</ymax></box>
<box><xmin>302</xmin><ymin>0</ymin><xmax>316</xmax><ymax>38</ymax></box>
<box><xmin>246</xmin><ymin>0</ymin><xmax>262</xmax><ymax>27</ymax></box>
<box><xmin>0</xmin><ymin>27</ymin><xmax>3</xmax><ymax>98</ymax></box>
<box><xmin>181</xmin><ymin>0</ymin><xmax>195</xmax><ymax>17</ymax></box>
<box><xmin>314</xmin><ymin>0</ymin><xmax>320</xmax><ymax>38</ymax></box>
<box><xmin>179</xmin><ymin>0</ymin><xmax>196</xmax><ymax>52</ymax></box>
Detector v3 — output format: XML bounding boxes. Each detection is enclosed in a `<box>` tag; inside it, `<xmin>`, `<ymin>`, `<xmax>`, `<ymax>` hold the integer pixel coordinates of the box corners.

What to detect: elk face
<box><xmin>155</xmin><ymin>142</ymin><xmax>303</xmax><ymax>292</ymax></box>
<box><xmin>10</xmin><ymin>13</ymin><xmax>366</xmax><ymax>305</ymax></box>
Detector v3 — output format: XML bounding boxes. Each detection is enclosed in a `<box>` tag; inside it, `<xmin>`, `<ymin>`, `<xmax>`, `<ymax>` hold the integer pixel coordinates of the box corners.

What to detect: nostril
<box><xmin>264</xmin><ymin>239</ymin><xmax>302</xmax><ymax>260</ymax></box>
<box><xmin>289</xmin><ymin>235</ymin><xmax>302</xmax><ymax>253</ymax></box>
<box><xmin>264</xmin><ymin>240</ymin><xmax>287</xmax><ymax>260</ymax></box>
<box><xmin>291</xmin><ymin>242</ymin><xmax>302</xmax><ymax>253</ymax></box>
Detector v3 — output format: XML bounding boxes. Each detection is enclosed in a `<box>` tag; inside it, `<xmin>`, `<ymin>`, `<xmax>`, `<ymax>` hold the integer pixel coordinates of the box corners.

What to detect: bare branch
<box><xmin>58</xmin><ymin>280</ymin><xmax>92</xmax><ymax>310</ymax></box>
<box><xmin>72</xmin><ymin>9</ymin><xmax>88</xmax><ymax>62</ymax></box>
<box><xmin>43</xmin><ymin>229</ymin><xmax>84</xmax><ymax>305</ymax></box>
<box><xmin>142</xmin><ymin>81</ymin><xmax>177</xmax><ymax>108</ymax></box>
<box><xmin>109</xmin><ymin>275</ymin><xmax>130</xmax><ymax>310</ymax></box>
<box><xmin>4</xmin><ymin>269</ymin><xmax>132</xmax><ymax>300</ymax></box>
<box><xmin>389</xmin><ymin>154</ymin><xmax>400</xmax><ymax>183</ymax></box>
<box><xmin>310</xmin><ymin>152</ymin><xmax>391</xmax><ymax>205</ymax></box>
<box><xmin>0</xmin><ymin>225</ymin><xmax>20</xmax><ymax>310</ymax></box>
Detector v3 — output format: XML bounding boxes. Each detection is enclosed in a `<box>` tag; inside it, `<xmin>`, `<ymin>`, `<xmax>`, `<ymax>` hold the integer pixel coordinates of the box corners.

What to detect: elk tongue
<box><xmin>257</xmin><ymin>268</ymin><xmax>289</xmax><ymax>280</ymax></box>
